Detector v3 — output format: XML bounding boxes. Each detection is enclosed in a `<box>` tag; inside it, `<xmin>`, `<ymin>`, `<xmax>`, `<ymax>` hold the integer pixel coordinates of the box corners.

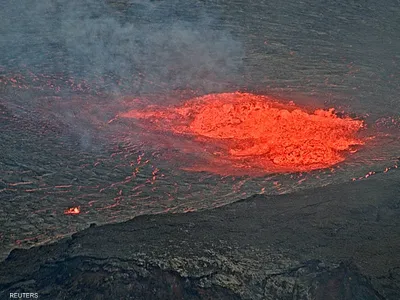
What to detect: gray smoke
<box><xmin>0</xmin><ymin>0</ymin><xmax>244</xmax><ymax>94</ymax></box>
<box><xmin>0</xmin><ymin>0</ymin><xmax>245</xmax><ymax>150</ymax></box>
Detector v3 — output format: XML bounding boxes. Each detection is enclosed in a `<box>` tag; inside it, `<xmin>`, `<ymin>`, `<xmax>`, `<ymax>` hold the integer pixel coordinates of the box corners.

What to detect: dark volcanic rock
<box><xmin>1</xmin><ymin>174</ymin><xmax>400</xmax><ymax>299</ymax></box>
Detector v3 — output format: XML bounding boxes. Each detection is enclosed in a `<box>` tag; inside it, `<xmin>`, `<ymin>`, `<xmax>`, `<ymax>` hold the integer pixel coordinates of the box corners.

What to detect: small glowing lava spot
<box><xmin>121</xmin><ymin>92</ymin><xmax>366</xmax><ymax>175</ymax></box>
<box><xmin>64</xmin><ymin>206</ymin><xmax>81</xmax><ymax>215</ymax></box>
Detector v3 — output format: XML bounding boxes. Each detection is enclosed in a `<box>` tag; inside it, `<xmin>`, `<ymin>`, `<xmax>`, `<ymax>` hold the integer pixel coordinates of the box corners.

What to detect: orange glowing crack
<box><xmin>121</xmin><ymin>92</ymin><xmax>365</xmax><ymax>174</ymax></box>
<box><xmin>64</xmin><ymin>206</ymin><xmax>80</xmax><ymax>215</ymax></box>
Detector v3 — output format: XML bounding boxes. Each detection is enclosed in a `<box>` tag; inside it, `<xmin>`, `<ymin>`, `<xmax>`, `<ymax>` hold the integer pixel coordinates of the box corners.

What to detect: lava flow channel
<box><xmin>121</xmin><ymin>92</ymin><xmax>366</xmax><ymax>174</ymax></box>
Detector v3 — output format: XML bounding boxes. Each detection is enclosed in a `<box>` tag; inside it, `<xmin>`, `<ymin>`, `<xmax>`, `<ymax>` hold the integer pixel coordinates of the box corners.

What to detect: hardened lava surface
<box><xmin>1</xmin><ymin>73</ymin><xmax>400</xmax><ymax>263</ymax></box>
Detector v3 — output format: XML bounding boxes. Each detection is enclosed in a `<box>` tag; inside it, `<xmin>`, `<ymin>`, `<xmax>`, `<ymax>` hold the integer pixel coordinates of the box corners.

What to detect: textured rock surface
<box><xmin>1</xmin><ymin>0</ymin><xmax>400</xmax><ymax>299</ymax></box>
<box><xmin>1</xmin><ymin>174</ymin><xmax>400</xmax><ymax>299</ymax></box>
<box><xmin>1</xmin><ymin>0</ymin><xmax>400</xmax><ymax>263</ymax></box>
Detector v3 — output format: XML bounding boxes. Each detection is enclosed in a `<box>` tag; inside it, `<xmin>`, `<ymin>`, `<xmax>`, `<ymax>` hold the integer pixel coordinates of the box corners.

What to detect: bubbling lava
<box><xmin>121</xmin><ymin>92</ymin><xmax>366</xmax><ymax>174</ymax></box>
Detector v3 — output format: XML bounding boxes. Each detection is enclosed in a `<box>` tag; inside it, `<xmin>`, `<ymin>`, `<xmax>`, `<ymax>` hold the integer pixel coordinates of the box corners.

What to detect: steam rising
<box><xmin>0</xmin><ymin>0</ymin><xmax>244</xmax><ymax>93</ymax></box>
<box><xmin>0</xmin><ymin>0</ymin><xmax>245</xmax><ymax>150</ymax></box>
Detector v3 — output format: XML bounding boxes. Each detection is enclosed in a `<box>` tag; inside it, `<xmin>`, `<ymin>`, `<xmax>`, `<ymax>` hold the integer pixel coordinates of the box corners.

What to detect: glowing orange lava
<box><xmin>121</xmin><ymin>92</ymin><xmax>365</xmax><ymax>174</ymax></box>
<box><xmin>64</xmin><ymin>206</ymin><xmax>80</xmax><ymax>215</ymax></box>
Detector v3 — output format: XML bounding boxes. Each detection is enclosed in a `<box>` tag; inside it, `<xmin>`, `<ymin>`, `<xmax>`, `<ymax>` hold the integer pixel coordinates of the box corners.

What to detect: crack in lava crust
<box><xmin>121</xmin><ymin>92</ymin><xmax>366</xmax><ymax>174</ymax></box>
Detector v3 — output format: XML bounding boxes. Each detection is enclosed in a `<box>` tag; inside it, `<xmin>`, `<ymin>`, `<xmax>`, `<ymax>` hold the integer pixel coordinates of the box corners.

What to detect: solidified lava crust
<box><xmin>121</xmin><ymin>92</ymin><xmax>365</xmax><ymax>174</ymax></box>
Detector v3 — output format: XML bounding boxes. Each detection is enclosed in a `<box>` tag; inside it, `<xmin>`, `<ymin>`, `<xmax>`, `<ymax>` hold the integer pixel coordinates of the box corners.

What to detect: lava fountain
<box><xmin>121</xmin><ymin>92</ymin><xmax>366</xmax><ymax>175</ymax></box>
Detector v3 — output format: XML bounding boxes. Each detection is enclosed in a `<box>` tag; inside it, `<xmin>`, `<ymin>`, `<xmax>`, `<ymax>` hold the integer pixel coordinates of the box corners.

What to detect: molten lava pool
<box><xmin>121</xmin><ymin>92</ymin><xmax>366</xmax><ymax>174</ymax></box>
